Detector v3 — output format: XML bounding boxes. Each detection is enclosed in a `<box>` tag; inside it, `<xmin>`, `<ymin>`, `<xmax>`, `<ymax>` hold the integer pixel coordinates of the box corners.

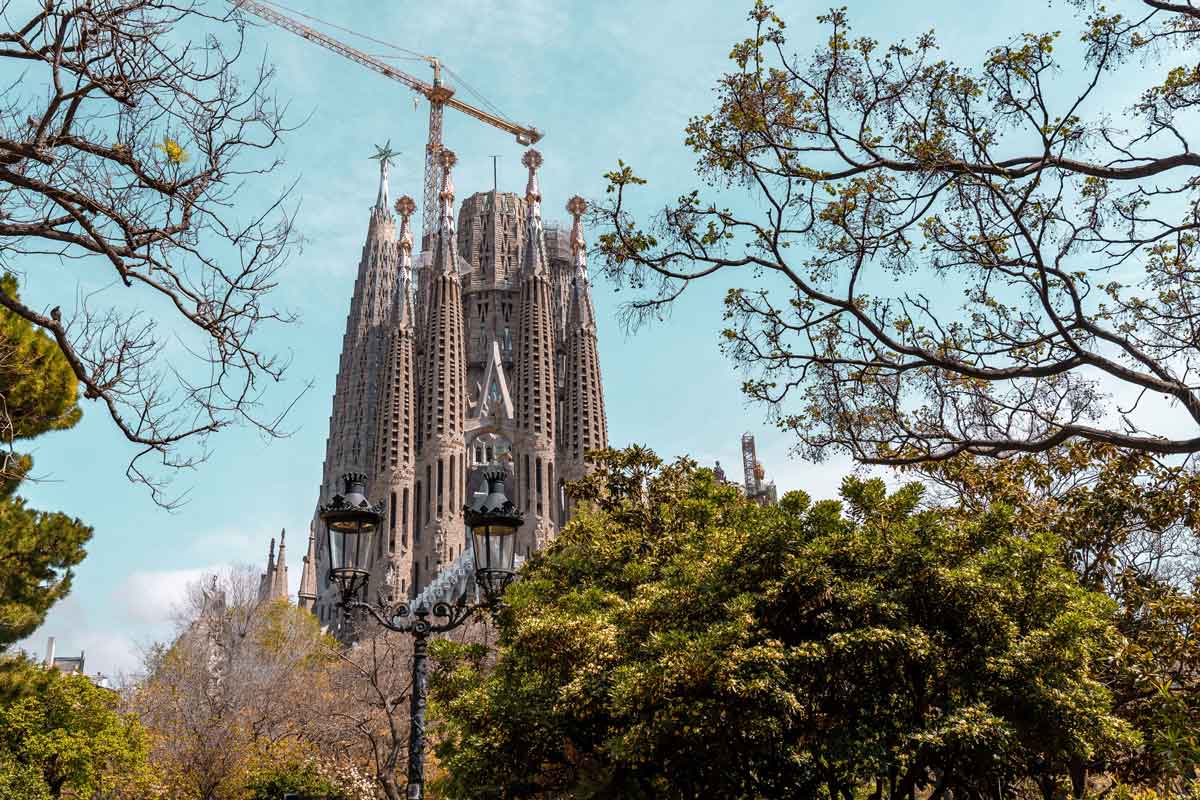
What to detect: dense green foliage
<box><xmin>0</xmin><ymin>275</ymin><xmax>81</xmax><ymax>448</ymax></box>
<box><xmin>917</xmin><ymin>444</ymin><xmax>1200</xmax><ymax>788</ymax></box>
<box><xmin>0</xmin><ymin>275</ymin><xmax>89</xmax><ymax>649</ymax></box>
<box><xmin>0</xmin><ymin>487</ymin><xmax>92</xmax><ymax>649</ymax></box>
<box><xmin>0</xmin><ymin>664</ymin><xmax>154</xmax><ymax>798</ymax></box>
<box><xmin>245</xmin><ymin>761</ymin><xmax>346</xmax><ymax>800</ymax></box>
<box><xmin>431</xmin><ymin>447</ymin><xmax>1137</xmax><ymax>799</ymax></box>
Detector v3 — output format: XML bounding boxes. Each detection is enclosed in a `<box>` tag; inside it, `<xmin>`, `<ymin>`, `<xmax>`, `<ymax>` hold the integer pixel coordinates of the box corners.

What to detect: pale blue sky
<box><xmin>15</xmin><ymin>0</ymin><xmax>1112</xmax><ymax>676</ymax></box>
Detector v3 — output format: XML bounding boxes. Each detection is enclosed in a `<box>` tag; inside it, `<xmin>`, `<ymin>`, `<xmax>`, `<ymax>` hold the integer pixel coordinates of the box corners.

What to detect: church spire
<box><xmin>515</xmin><ymin>149</ymin><xmax>558</xmax><ymax>547</ymax></box>
<box><xmin>417</xmin><ymin>148</ymin><xmax>468</xmax><ymax>570</ymax></box>
<box><xmin>394</xmin><ymin>195</ymin><xmax>416</xmax><ymax>328</ymax></box>
<box><xmin>271</xmin><ymin>529</ymin><xmax>288</xmax><ymax>600</ymax></box>
<box><xmin>560</xmin><ymin>195</ymin><xmax>608</xmax><ymax>511</ymax></box>
<box><xmin>258</xmin><ymin>536</ymin><xmax>276</xmax><ymax>603</ymax></box>
<box><xmin>297</xmin><ymin>529</ymin><xmax>318</xmax><ymax>612</ymax></box>
<box><xmin>374</xmin><ymin>191</ymin><xmax>419</xmax><ymax>599</ymax></box>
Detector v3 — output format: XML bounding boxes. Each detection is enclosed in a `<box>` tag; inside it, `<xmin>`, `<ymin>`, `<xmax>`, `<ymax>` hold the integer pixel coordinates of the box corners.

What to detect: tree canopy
<box><xmin>0</xmin><ymin>664</ymin><xmax>154</xmax><ymax>799</ymax></box>
<box><xmin>430</xmin><ymin>447</ymin><xmax>1138</xmax><ymax>799</ymax></box>
<box><xmin>0</xmin><ymin>275</ymin><xmax>89</xmax><ymax>650</ymax></box>
<box><xmin>133</xmin><ymin>569</ymin><xmax>346</xmax><ymax>800</ymax></box>
<box><xmin>593</xmin><ymin>0</ymin><xmax>1200</xmax><ymax>463</ymax></box>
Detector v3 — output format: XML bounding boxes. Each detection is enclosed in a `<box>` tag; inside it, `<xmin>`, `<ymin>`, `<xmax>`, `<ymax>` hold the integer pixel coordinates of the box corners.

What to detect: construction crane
<box><xmin>230</xmin><ymin>0</ymin><xmax>543</xmax><ymax>251</ymax></box>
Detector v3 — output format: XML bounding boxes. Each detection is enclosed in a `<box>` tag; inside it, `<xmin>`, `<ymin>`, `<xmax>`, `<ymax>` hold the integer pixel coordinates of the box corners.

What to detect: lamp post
<box><xmin>320</xmin><ymin>470</ymin><xmax>523</xmax><ymax>800</ymax></box>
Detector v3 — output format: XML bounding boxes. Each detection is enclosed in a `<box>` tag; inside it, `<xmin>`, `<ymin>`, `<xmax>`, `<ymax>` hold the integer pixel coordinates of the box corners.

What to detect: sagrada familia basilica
<box><xmin>255</xmin><ymin>147</ymin><xmax>607</xmax><ymax>621</ymax></box>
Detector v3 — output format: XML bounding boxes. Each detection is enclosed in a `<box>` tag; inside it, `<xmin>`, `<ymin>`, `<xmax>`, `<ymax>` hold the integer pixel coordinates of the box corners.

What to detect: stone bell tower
<box><xmin>306</xmin><ymin>146</ymin><xmax>608</xmax><ymax>625</ymax></box>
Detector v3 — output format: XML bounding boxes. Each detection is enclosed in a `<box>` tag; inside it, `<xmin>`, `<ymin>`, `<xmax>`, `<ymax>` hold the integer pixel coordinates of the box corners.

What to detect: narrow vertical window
<box><xmin>425</xmin><ymin>465</ymin><xmax>432</xmax><ymax>523</ymax></box>
<box><xmin>536</xmin><ymin>457</ymin><xmax>544</xmax><ymax>515</ymax></box>
<box><xmin>437</xmin><ymin>458</ymin><xmax>444</xmax><ymax>517</ymax></box>
<box><xmin>401</xmin><ymin>488</ymin><xmax>410</xmax><ymax>548</ymax></box>
<box><xmin>389</xmin><ymin>491</ymin><xmax>397</xmax><ymax>553</ymax></box>
<box><xmin>414</xmin><ymin>481</ymin><xmax>423</xmax><ymax>543</ymax></box>
<box><xmin>449</xmin><ymin>455</ymin><xmax>456</xmax><ymax>511</ymax></box>
<box><xmin>523</xmin><ymin>453</ymin><xmax>531</xmax><ymax>511</ymax></box>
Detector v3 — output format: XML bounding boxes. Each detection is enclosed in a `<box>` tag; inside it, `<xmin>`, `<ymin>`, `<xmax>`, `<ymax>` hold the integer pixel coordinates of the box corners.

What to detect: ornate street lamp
<box><xmin>319</xmin><ymin>473</ymin><xmax>384</xmax><ymax>602</ymax></box>
<box><xmin>464</xmin><ymin>470</ymin><xmax>522</xmax><ymax>606</ymax></box>
<box><xmin>321</xmin><ymin>469</ymin><xmax>523</xmax><ymax>800</ymax></box>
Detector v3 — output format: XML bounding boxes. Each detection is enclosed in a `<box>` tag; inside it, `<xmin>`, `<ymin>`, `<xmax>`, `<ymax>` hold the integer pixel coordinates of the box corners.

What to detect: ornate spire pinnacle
<box><xmin>567</xmin><ymin>195</ymin><xmax>588</xmax><ymax>280</ymax></box>
<box><xmin>439</xmin><ymin>149</ymin><xmax>457</xmax><ymax>231</ymax></box>
<box><xmin>395</xmin><ymin>195</ymin><xmax>416</xmax><ymax>257</ymax></box>
<box><xmin>394</xmin><ymin>195</ymin><xmax>417</xmax><ymax>326</ymax></box>
<box><xmin>566</xmin><ymin>195</ymin><xmax>594</xmax><ymax>329</ymax></box>
<box><xmin>297</xmin><ymin>528</ymin><xmax>318</xmax><ymax>612</ymax></box>
<box><xmin>522</xmin><ymin>148</ymin><xmax>543</xmax><ymax>206</ymax></box>
<box><xmin>370</xmin><ymin>141</ymin><xmax>400</xmax><ymax>214</ymax></box>
<box><xmin>520</xmin><ymin>149</ymin><xmax>547</xmax><ymax>277</ymax></box>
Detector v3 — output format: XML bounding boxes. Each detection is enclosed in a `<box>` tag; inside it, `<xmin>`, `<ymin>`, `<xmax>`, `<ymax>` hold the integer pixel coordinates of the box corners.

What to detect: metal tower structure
<box><xmin>741</xmin><ymin>432</ymin><xmax>757</xmax><ymax>493</ymax></box>
<box><xmin>230</xmin><ymin>0</ymin><xmax>543</xmax><ymax>251</ymax></box>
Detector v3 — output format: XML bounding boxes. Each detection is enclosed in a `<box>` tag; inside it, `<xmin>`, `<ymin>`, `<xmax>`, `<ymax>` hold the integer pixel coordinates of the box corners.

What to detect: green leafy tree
<box><xmin>430</xmin><ymin>447</ymin><xmax>1133</xmax><ymax>799</ymax></box>
<box><xmin>245</xmin><ymin>760</ymin><xmax>345</xmax><ymax>800</ymax></box>
<box><xmin>915</xmin><ymin>444</ymin><xmax>1200</xmax><ymax>790</ymax></box>
<box><xmin>0</xmin><ymin>275</ymin><xmax>90</xmax><ymax>650</ymax></box>
<box><xmin>592</xmin><ymin>1</ymin><xmax>1200</xmax><ymax>463</ymax></box>
<box><xmin>0</xmin><ymin>667</ymin><xmax>155</xmax><ymax>799</ymax></box>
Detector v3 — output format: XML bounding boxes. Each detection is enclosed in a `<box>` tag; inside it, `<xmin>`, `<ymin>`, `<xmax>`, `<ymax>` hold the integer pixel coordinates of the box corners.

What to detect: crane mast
<box><xmin>230</xmin><ymin>0</ymin><xmax>543</xmax><ymax>250</ymax></box>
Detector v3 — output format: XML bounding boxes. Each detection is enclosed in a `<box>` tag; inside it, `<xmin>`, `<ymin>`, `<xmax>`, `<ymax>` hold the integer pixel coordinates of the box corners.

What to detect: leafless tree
<box><xmin>326</xmin><ymin>613</ymin><xmax>495</xmax><ymax>800</ymax></box>
<box><xmin>133</xmin><ymin>567</ymin><xmax>341</xmax><ymax>800</ymax></box>
<box><xmin>0</xmin><ymin>0</ymin><xmax>300</xmax><ymax>504</ymax></box>
<box><xmin>326</xmin><ymin>624</ymin><xmax>414</xmax><ymax>800</ymax></box>
<box><xmin>593</xmin><ymin>1</ymin><xmax>1200</xmax><ymax>465</ymax></box>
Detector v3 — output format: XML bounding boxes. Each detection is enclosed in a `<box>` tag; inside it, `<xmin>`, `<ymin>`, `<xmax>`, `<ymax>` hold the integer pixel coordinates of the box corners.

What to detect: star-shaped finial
<box><xmin>439</xmin><ymin>149</ymin><xmax>458</xmax><ymax>172</ymax></box>
<box><xmin>370</xmin><ymin>140</ymin><xmax>401</xmax><ymax>169</ymax></box>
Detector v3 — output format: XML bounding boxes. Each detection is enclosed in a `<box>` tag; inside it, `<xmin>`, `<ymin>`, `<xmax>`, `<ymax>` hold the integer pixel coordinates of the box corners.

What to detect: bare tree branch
<box><xmin>0</xmin><ymin>0</ymin><xmax>302</xmax><ymax>505</ymax></box>
<box><xmin>592</xmin><ymin>1</ymin><xmax>1200</xmax><ymax>464</ymax></box>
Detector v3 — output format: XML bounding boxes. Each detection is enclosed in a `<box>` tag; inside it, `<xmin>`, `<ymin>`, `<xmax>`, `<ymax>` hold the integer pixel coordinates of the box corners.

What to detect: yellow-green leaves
<box><xmin>154</xmin><ymin>136</ymin><xmax>189</xmax><ymax>165</ymax></box>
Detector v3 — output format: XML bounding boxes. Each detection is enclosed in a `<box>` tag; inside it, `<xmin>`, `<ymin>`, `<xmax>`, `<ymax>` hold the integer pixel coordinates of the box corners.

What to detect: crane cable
<box><xmin>254</xmin><ymin>0</ymin><xmax>429</xmax><ymax>61</ymax></box>
<box><xmin>441</xmin><ymin>63</ymin><xmax>510</xmax><ymax>124</ymax></box>
<box><xmin>252</xmin><ymin>0</ymin><xmax>518</xmax><ymax>126</ymax></box>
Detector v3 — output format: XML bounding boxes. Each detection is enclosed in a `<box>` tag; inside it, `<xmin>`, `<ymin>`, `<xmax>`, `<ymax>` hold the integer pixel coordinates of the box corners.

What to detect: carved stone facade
<box><xmin>304</xmin><ymin>149</ymin><xmax>607</xmax><ymax>627</ymax></box>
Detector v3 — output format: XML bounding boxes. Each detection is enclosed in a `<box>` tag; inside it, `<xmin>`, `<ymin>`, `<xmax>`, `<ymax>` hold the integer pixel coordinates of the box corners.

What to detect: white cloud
<box><xmin>15</xmin><ymin>595</ymin><xmax>150</xmax><ymax>681</ymax></box>
<box><xmin>118</xmin><ymin>565</ymin><xmax>226</xmax><ymax>625</ymax></box>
